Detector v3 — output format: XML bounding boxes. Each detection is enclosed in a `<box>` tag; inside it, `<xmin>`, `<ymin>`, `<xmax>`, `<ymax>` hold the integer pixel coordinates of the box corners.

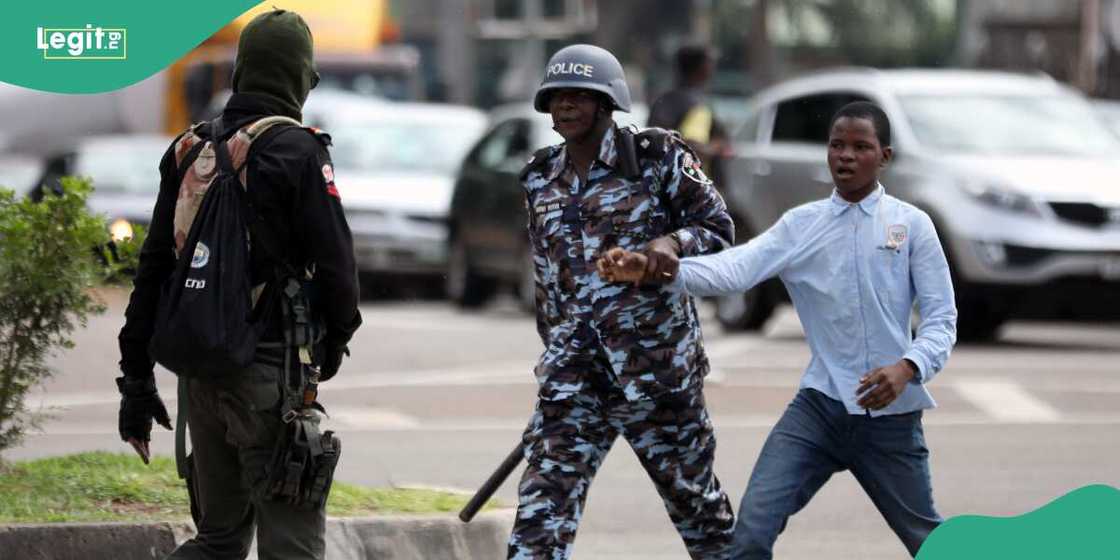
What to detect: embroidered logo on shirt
<box><xmin>886</xmin><ymin>224</ymin><xmax>908</xmax><ymax>249</ymax></box>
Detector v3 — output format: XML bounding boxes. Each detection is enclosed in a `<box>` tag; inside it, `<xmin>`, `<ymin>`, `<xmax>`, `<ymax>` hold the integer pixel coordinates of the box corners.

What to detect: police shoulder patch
<box><xmin>321</xmin><ymin>162</ymin><xmax>340</xmax><ymax>199</ymax></box>
<box><xmin>675</xmin><ymin>142</ymin><xmax>712</xmax><ymax>185</ymax></box>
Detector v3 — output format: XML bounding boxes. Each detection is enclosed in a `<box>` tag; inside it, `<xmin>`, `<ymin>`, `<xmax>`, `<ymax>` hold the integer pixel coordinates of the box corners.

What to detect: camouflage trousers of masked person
<box><xmin>508</xmin><ymin>378</ymin><xmax>734</xmax><ymax>559</ymax></box>
<box><xmin>168</xmin><ymin>348</ymin><xmax>326</xmax><ymax>560</ymax></box>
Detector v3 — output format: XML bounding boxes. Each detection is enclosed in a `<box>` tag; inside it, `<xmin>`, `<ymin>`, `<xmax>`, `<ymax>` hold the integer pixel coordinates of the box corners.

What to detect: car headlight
<box><xmin>962</xmin><ymin>182</ymin><xmax>1043</xmax><ymax>217</ymax></box>
<box><xmin>109</xmin><ymin>218</ymin><xmax>133</xmax><ymax>242</ymax></box>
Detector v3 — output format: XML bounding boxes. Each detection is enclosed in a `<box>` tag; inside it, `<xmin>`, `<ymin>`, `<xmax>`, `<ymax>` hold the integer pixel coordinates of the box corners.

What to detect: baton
<box><xmin>458</xmin><ymin>442</ymin><xmax>525</xmax><ymax>522</ymax></box>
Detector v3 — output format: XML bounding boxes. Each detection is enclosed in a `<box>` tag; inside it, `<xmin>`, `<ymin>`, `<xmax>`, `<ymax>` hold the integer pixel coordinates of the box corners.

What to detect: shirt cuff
<box><xmin>668</xmin><ymin>265</ymin><xmax>688</xmax><ymax>294</ymax></box>
<box><xmin>902</xmin><ymin>351</ymin><xmax>928</xmax><ymax>384</ymax></box>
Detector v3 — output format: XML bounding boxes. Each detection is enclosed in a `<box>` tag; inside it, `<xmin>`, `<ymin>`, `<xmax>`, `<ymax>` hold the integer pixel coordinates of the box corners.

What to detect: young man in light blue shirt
<box><xmin>598</xmin><ymin>101</ymin><xmax>957</xmax><ymax>558</ymax></box>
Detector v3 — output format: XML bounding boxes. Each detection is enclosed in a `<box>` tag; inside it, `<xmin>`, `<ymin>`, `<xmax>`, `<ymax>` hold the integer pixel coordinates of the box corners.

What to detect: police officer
<box><xmin>115</xmin><ymin>10</ymin><xmax>360</xmax><ymax>559</ymax></box>
<box><xmin>511</xmin><ymin>44</ymin><xmax>736</xmax><ymax>559</ymax></box>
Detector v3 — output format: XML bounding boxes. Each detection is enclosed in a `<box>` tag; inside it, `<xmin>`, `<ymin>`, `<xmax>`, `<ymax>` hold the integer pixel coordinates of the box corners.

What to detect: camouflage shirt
<box><xmin>523</xmin><ymin>125</ymin><xmax>734</xmax><ymax>402</ymax></box>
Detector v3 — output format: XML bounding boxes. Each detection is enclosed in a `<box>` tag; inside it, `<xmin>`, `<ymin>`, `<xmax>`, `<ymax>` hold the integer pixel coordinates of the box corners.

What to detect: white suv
<box><xmin>718</xmin><ymin>68</ymin><xmax>1120</xmax><ymax>340</ymax></box>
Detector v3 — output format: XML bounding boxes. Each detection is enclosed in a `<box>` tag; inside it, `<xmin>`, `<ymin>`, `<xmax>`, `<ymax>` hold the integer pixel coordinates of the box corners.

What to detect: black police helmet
<box><xmin>533</xmin><ymin>44</ymin><xmax>631</xmax><ymax>113</ymax></box>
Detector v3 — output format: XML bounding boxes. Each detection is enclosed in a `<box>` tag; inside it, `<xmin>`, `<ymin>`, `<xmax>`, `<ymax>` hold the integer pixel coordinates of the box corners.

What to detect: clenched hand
<box><xmin>856</xmin><ymin>360</ymin><xmax>918</xmax><ymax>410</ymax></box>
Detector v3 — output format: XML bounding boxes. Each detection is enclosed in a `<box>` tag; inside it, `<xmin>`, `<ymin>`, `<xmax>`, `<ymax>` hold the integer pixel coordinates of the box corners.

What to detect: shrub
<box><xmin>0</xmin><ymin>177</ymin><xmax>120</xmax><ymax>453</ymax></box>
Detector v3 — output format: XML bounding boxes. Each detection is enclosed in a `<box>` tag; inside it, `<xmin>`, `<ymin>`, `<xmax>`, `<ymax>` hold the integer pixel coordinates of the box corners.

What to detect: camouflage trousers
<box><xmin>508</xmin><ymin>382</ymin><xmax>734</xmax><ymax>559</ymax></box>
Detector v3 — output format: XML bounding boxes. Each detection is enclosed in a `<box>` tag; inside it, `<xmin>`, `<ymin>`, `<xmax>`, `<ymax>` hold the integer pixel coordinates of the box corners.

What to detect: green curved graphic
<box><xmin>917</xmin><ymin>484</ymin><xmax>1120</xmax><ymax>559</ymax></box>
<box><xmin>2</xmin><ymin>0</ymin><xmax>260</xmax><ymax>93</ymax></box>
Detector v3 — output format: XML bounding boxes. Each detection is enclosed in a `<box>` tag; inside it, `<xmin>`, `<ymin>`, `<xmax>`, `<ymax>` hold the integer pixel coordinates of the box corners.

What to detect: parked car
<box><xmin>33</xmin><ymin>134</ymin><xmax>171</xmax><ymax>242</ymax></box>
<box><xmin>447</xmin><ymin>104</ymin><xmax>649</xmax><ymax>309</ymax></box>
<box><xmin>1091</xmin><ymin>98</ymin><xmax>1120</xmax><ymax>139</ymax></box>
<box><xmin>0</xmin><ymin>154</ymin><xmax>43</xmax><ymax>196</ymax></box>
<box><xmin>718</xmin><ymin>68</ymin><xmax>1120</xmax><ymax>340</ymax></box>
<box><xmin>302</xmin><ymin>90</ymin><xmax>487</xmax><ymax>296</ymax></box>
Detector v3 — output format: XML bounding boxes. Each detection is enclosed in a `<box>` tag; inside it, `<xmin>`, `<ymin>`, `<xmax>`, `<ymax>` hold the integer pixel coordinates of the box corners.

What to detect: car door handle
<box><xmin>751</xmin><ymin>161</ymin><xmax>772</xmax><ymax>176</ymax></box>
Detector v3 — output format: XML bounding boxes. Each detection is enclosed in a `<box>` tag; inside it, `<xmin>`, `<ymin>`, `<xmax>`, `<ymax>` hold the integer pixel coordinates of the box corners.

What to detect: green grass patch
<box><xmin>0</xmin><ymin>452</ymin><xmax>492</xmax><ymax>523</ymax></box>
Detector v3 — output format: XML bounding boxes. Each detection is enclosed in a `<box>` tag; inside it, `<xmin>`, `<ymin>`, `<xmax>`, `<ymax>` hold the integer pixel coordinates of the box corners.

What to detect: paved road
<box><xmin>12</xmin><ymin>289</ymin><xmax>1120</xmax><ymax>559</ymax></box>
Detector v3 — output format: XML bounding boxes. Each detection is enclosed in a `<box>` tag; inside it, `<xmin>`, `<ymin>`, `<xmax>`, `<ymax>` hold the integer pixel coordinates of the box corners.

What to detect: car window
<box><xmin>900</xmin><ymin>94</ymin><xmax>1120</xmax><ymax>157</ymax></box>
<box><xmin>771</xmin><ymin>92</ymin><xmax>871</xmax><ymax>145</ymax></box>
<box><xmin>474</xmin><ymin>119</ymin><xmax>527</xmax><ymax>170</ymax></box>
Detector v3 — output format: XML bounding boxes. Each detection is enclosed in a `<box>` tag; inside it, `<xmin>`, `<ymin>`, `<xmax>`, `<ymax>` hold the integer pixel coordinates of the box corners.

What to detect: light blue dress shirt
<box><xmin>672</xmin><ymin>185</ymin><xmax>957</xmax><ymax>416</ymax></box>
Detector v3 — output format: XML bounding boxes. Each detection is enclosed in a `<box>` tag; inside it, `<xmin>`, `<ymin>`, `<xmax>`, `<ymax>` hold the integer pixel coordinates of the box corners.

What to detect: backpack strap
<box><xmin>173</xmin><ymin>122</ymin><xmax>211</xmax><ymax>180</ymax></box>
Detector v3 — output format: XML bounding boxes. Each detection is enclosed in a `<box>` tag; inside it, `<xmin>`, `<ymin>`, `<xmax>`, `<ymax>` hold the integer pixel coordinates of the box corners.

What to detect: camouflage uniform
<box><xmin>509</xmin><ymin>126</ymin><xmax>735</xmax><ymax>559</ymax></box>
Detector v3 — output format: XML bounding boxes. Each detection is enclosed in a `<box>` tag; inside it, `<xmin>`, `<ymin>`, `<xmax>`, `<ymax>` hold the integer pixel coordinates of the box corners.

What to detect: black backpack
<box><xmin>149</xmin><ymin>117</ymin><xmax>299</xmax><ymax>379</ymax></box>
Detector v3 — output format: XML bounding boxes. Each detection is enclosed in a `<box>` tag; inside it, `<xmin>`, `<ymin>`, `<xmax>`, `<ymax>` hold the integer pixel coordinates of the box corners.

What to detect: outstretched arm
<box><xmin>671</xmin><ymin>216</ymin><xmax>796</xmax><ymax>297</ymax></box>
<box><xmin>599</xmin><ymin>215</ymin><xmax>797</xmax><ymax>296</ymax></box>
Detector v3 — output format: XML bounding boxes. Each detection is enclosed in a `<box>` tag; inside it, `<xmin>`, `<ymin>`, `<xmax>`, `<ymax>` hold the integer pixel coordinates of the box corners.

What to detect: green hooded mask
<box><xmin>231</xmin><ymin>9</ymin><xmax>319</xmax><ymax>121</ymax></box>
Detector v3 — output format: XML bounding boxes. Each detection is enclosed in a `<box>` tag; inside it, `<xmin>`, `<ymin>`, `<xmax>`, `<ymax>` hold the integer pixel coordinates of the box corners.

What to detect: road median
<box><xmin>0</xmin><ymin>452</ymin><xmax>511</xmax><ymax>559</ymax></box>
<box><xmin>0</xmin><ymin>510</ymin><xmax>513</xmax><ymax>559</ymax></box>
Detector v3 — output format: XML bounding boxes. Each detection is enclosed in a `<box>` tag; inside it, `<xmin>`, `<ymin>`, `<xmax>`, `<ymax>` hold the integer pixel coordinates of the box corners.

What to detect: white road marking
<box><xmin>324</xmin><ymin>406</ymin><xmax>420</xmax><ymax>429</ymax></box>
<box><xmin>28</xmin><ymin>361</ymin><xmax>539</xmax><ymax>409</ymax></box>
<box><xmin>951</xmin><ymin>379</ymin><xmax>1062</xmax><ymax>423</ymax></box>
<box><xmin>702</xmin><ymin>337</ymin><xmax>764</xmax><ymax>363</ymax></box>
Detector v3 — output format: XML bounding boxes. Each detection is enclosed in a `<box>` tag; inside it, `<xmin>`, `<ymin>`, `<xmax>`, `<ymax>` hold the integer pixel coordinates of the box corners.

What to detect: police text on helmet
<box><xmin>547</xmin><ymin>63</ymin><xmax>594</xmax><ymax>79</ymax></box>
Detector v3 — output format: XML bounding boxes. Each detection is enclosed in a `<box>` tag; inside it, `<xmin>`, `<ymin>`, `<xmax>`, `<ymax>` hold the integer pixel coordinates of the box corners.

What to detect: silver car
<box><xmin>303</xmin><ymin>91</ymin><xmax>487</xmax><ymax>295</ymax></box>
<box><xmin>720</xmin><ymin>68</ymin><xmax>1120</xmax><ymax>340</ymax></box>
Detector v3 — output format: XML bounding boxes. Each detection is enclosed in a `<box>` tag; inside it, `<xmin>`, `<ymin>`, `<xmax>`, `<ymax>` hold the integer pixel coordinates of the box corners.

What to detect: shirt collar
<box><xmin>830</xmin><ymin>183</ymin><xmax>884</xmax><ymax>216</ymax></box>
<box><xmin>546</xmin><ymin>124</ymin><xmax>618</xmax><ymax>182</ymax></box>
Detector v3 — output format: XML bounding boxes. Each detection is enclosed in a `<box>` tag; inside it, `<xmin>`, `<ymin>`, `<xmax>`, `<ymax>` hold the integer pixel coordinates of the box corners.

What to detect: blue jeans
<box><xmin>731</xmin><ymin>389</ymin><xmax>941</xmax><ymax>559</ymax></box>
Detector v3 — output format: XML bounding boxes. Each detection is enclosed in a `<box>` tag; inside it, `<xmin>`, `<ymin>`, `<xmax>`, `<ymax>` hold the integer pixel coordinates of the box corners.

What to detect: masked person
<box><xmin>115</xmin><ymin>10</ymin><xmax>361</xmax><ymax>559</ymax></box>
<box><xmin>509</xmin><ymin>44</ymin><xmax>736</xmax><ymax>560</ymax></box>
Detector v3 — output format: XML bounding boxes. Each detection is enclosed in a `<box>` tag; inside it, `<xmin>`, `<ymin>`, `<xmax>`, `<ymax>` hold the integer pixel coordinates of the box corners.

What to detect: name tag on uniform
<box><xmin>534</xmin><ymin>202</ymin><xmax>562</xmax><ymax>216</ymax></box>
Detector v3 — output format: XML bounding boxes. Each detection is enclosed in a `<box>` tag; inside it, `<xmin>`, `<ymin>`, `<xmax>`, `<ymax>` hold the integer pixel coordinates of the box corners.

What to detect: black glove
<box><xmin>319</xmin><ymin>344</ymin><xmax>350</xmax><ymax>383</ymax></box>
<box><xmin>116</xmin><ymin>376</ymin><xmax>172</xmax><ymax>461</ymax></box>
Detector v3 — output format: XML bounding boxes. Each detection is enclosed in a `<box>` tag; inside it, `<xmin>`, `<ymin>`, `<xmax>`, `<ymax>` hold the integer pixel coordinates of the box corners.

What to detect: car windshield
<box><xmin>899</xmin><ymin>94</ymin><xmax>1120</xmax><ymax>157</ymax></box>
<box><xmin>74</xmin><ymin>143</ymin><xmax>166</xmax><ymax>194</ymax></box>
<box><xmin>331</xmin><ymin>118</ymin><xmax>484</xmax><ymax>175</ymax></box>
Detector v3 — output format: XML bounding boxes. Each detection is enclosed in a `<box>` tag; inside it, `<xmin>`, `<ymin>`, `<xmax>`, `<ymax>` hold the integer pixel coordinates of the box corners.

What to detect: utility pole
<box><xmin>748</xmin><ymin>0</ymin><xmax>776</xmax><ymax>87</ymax></box>
<box><xmin>692</xmin><ymin>0</ymin><xmax>713</xmax><ymax>43</ymax></box>
<box><xmin>1079</xmin><ymin>0</ymin><xmax>1102</xmax><ymax>94</ymax></box>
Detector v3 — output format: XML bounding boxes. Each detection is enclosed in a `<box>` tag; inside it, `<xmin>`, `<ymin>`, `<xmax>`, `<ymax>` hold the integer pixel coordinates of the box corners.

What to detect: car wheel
<box><xmin>715</xmin><ymin>282</ymin><xmax>776</xmax><ymax>332</ymax></box>
<box><xmin>955</xmin><ymin>294</ymin><xmax>1006</xmax><ymax>342</ymax></box>
<box><xmin>359</xmin><ymin>272</ymin><xmax>393</xmax><ymax>301</ymax></box>
<box><xmin>446</xmin><ymin>236</ymin><xmax>495</xmax><ymax>308</ymax></box>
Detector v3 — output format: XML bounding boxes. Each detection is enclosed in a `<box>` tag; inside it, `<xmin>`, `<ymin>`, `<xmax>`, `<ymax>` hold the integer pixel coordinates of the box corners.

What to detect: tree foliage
<box><xmin>0</xmin><ymin>177</ymin><xmax>142</xmax><ymax>453</ymax></box>
<box><xmin>783</xmin><ymin>0</ymin><xmax>957</xmax><ymax>67</ymax></box>
<box><xmin>713</xmin><ymin>0</ymin><xmax>960</xmax><ymax>78</ymax></box>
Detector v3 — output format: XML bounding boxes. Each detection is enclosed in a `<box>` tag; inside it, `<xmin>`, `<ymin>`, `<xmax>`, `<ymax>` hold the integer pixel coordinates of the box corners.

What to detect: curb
<box><xmin>0</xmin><ymin>510</ymin><xmax>513</xmax><ymax>560</ymax></box>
